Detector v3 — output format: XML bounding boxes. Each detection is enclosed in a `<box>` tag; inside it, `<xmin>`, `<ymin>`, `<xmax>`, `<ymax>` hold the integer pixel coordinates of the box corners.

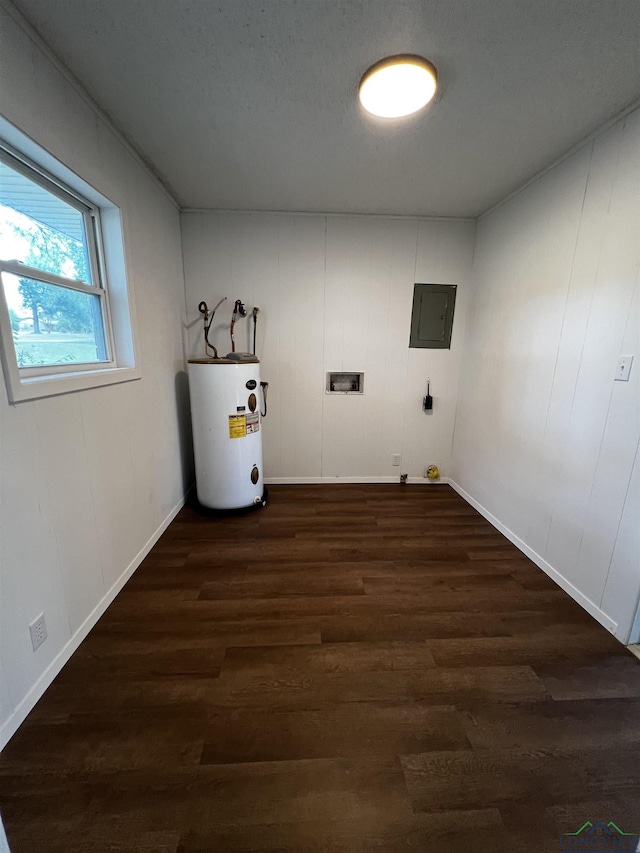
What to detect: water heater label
<box><xmin>228</xmin><ymin>414</ymin><xmax>247</xmax><ymax>439</ymax></box>
<box><xmin>246</xmin><ymin>412</ymin><xmax>260</xmax><ymax>434</ymax></box>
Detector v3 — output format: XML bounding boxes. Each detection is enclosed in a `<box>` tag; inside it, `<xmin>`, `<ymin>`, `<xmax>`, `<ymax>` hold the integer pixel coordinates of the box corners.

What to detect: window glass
<box><xmin>1</xmin><ymin>272</ymin><xmax>107</xmax><ymax>368</ymax></box>
<box><xmin>0</xmin><ymin>158</ymin><xmax>92</xmax><ymax>283</ymax></box>
<box><xmin>0</xmin><ymin>118</ymin><xmax>139</xmax><ymax>403</ymax></box>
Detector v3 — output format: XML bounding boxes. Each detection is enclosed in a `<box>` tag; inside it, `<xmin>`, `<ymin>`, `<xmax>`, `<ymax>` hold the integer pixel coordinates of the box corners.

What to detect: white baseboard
<box><xmin>0</xmin><ymin>494</ymin><xmax>187</xmax><ymax>751</ymax></box>
<box><xmin>265</xmin><ymin>476</ymin><xmax>452</xmax><ymax>485</ymax></box>
<box><xmin>448</xmin><ymin>480</ymin><xmax>618</xmax><ymax>636</ymax></box>
<box><xmin>0</xmin><ymin>815</ymin><xmax>8</xmax><ymax>853</ymax></box>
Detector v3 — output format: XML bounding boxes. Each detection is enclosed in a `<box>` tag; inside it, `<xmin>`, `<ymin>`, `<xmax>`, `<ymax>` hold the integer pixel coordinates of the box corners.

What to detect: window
<box><xmin>1</xmin><ymin>151</ymin><xmax>111</xmax><ymax>370</ymax></box>
<box><xmin>0</xmin><ymin>119</ymin><xmax>139</xmax><ymax>402</ymax></box>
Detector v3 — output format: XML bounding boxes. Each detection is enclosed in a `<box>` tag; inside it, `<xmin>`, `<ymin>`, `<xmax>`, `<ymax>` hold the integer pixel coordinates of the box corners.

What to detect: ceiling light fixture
<box><xmin>359</xmin><ymin>55</ymin><xmax>437</xmax><ymax>119</ymax></box>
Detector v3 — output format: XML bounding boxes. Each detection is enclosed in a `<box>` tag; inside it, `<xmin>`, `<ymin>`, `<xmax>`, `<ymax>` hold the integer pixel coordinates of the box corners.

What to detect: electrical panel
<box><xmin>409</xmin><ymin>283</ymin><xmax>457</xmax><ymax>349</ymax></box>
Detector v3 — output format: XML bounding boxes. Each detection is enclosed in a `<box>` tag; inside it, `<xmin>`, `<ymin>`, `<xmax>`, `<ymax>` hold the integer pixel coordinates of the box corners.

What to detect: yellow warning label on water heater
<box><xmin>228</xmin><ymin>414</ymin><xmax>246</xmax><ymax>439</ymax></box>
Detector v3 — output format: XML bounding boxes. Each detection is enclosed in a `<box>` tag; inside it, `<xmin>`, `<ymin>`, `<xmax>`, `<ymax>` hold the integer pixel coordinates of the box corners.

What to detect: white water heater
<box><xmin>187</xmin><ymin>356</ymin><xmax>265</xmax><ymax>510</ymax></box>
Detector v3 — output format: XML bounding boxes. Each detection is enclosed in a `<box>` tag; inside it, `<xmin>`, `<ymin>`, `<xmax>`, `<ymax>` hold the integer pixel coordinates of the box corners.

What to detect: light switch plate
<box><xmin>615</xmin><ymin>355</ymin><xmax>634</xmax><ymax>382</ymax></box>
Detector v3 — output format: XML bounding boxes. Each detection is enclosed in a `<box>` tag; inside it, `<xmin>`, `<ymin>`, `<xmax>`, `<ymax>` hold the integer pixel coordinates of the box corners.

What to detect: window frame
<box><xmin>0</xmin><ymin>118</ymin><xmax>140</xmax><ymax>403</ymax></box>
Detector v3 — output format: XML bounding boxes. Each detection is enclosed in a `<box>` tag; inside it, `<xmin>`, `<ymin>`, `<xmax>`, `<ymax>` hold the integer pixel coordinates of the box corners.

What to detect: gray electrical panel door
<box><xmin>409</xmin><ymin>283</ymin><xmax>457</xmax><ymax>349</ymax></box>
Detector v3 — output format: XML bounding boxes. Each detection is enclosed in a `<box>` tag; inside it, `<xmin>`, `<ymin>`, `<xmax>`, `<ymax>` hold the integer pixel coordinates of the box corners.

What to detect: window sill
<box><xmin>6</xmin><ymin>365</ymin><xmax>141</xmax><ymax>403</ymax></box>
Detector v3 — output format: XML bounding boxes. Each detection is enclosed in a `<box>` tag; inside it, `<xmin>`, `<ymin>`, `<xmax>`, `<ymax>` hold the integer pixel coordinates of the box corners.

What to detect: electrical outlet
<box><xmin>29</xmin><ymin>613</ymin><xmax>47</xmax><ymax>652</ymax></box>
<box><xmin>392</xmin><ymin>453</ymin><xmax>401</xmax><ymax>466</ymax></box>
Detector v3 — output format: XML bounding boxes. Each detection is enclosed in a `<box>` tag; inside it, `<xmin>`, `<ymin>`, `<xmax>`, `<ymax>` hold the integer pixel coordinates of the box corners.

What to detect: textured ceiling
<box><xmin>10</xmin><ymin>0</ymin><xmax>640</xmax><ymax>216</ymax></box>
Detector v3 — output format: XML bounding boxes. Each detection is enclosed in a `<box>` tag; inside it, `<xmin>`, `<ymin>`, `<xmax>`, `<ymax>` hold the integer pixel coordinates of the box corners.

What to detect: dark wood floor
<box><xmin>2</xmin><ymin>484</ymin><xmax>639</xmax><ymax>852</ymax></box>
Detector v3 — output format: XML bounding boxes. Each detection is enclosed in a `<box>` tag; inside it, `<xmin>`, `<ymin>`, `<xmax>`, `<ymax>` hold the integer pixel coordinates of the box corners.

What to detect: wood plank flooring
<box><xmin>1</xmin><ymin>484</ymin><xmax>639</xmax><ymax>852</ymax></box>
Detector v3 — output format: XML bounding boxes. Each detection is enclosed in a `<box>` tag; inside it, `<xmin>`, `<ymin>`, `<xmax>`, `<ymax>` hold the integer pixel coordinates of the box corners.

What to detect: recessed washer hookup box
<box><xmin>326</xmin><ymin>372</ymin><xmax>364</xmax><ymax>394</ymax></box>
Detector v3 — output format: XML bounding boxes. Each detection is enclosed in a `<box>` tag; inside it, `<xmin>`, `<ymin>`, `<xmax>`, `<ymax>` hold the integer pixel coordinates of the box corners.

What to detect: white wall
<box><xmin>453</xmin><ymin>110</ymin><xmax>640</xmax><ymax>642</ymax></box>
<box><xmin>181</xmin><ymin>212</ymin><xmax>475</xmax><ymax>482</ymax></box>
<box><xmin>0</xmin><ymin>6</ymin><xmax>189</xmax><ymax>746</ymax></box>
<box><xmin>0</xmin><ymin>814</ymin><xmax>8</xmax><ymax>853</ymax></box>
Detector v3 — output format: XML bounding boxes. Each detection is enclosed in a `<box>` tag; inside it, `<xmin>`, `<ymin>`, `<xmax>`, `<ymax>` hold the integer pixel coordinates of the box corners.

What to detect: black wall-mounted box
<box><xmin>409</xmin><ymin>283</ymin><xmax>457</xmax><ymax>349</ymax></box>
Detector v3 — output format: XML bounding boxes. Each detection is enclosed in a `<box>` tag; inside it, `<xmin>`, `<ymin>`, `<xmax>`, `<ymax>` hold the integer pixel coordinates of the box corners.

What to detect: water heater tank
<box><xmin>187</xmin><ymin>357</ymin><xmax>265</xmax><ymax>510</ymax></box>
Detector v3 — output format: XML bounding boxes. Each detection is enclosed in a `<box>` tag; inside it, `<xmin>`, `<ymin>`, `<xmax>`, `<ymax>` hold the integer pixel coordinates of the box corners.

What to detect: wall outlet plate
<box><xmin>392</xmin><ymin>453</ymin><xmax>401</xmax><ymax>466</ymax></box>
<box><xmin>615</xmin><ymin>355</ymin><xmax>634</xmax><ymax>382</ymax></box>
<box><xmin>29</xmin><ymin>613</ymin><xmax>47</xmax><ymax>652</ymax></box>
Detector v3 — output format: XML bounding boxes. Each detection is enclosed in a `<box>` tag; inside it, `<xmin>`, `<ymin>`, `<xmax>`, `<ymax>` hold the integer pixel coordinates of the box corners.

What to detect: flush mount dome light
<box><xmin>359</xmin><ymin>54</ymin><xmax>437</xmax><ymax>118</ymax></box>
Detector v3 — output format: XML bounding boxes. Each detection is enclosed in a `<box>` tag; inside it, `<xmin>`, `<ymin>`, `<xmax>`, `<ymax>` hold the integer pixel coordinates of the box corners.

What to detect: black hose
<box><xmin>199</xmin><ymin>297</ymin><xmax>227</xmax><ymax>358</ymax></box>
<box><xmin>260</xmin><ymin>381</ymin><xmax>268</xmax><ymax>417</ymax></box>
<box><xmin>230</xmin><ymin>300</ymin><xmax>247</xmax><ymax>352</ymax></box>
